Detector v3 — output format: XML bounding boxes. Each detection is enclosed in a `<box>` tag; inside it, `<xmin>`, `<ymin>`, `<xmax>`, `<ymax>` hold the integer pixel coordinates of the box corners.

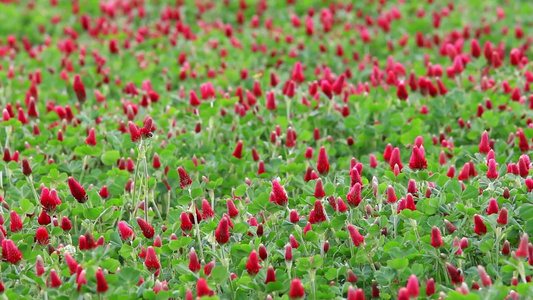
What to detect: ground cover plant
<box><xmin>0</xmin><ymin>0</ymin><xmax>533</xmax><ymax>299</ymax></box>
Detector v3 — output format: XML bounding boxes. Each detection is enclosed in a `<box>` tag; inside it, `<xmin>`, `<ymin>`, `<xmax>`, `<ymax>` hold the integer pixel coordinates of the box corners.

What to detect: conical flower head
<box><xmin>35</xmin><ymin>227</ymin><xmax>49</xmax><ymax>245</ymax></box>
<box><xmin>446</xmin><ymin>262</ymin><xmax>464</xmax><ymax>285</ymax></box>
<box><xmin>188</xmin><ymin>248</ymin><xmax>201</xmax><ymax>272</ymax></box>
<box><xmin>406</xmin><ymin>274</ymin><xmax>419</xmax><ymax>297</ymax></box>
<box><xmin>309</xmin><ymin>200</ymin><xmax>326</xmax><ymax>224</ymax></box>
<box><xmin>486</xmin><ymin>159</ymin><xmax>498</xmax><ymax>179</ymax></box>
<box><xmin>118</xmin><ymin>221</ymin><xmax>135</xmax><ymax>241</ymax></box>
<box><xmin>346</xmin><ymin>183</ymin><xmax>362</xmax><ymax>207</ymax></box>
<box><xmin>180</xmin><ymin>212</ymin><xmax>193</xmax><ymax>231</ymax></box>
<box><xmin>96</xmin><ymin>268</ymin><xmax>109</xmax><ymax>293</ymax></box>
<box><xmin>68</xmin><ymin>177</ymin><xmax>87</xmax><ymax>203</ymax></box>
<box><xmin>201</xmin><ymin>199</ymin><xmax>215</xmax><ymax>219</ymax></box>
<box><xmin>516</xmin><ymin>232</ymin><xmax>529</xmax><ymax>257</ymax></box>
<box><xmin>215</xmin><ymin>217</ymin><xmax>230</xmax><ymax>245</ymax></box>
<box><xmin>136</xmin><ymin>217</ymin><xmax>155</xmax><ymax>239</ymax></box>
<box><xmin>265</xmin><ymin>266</ymin><xmax>276</xmax><ymax>284</ymax></box>
<box><xmin>245</xmin><ymin>250</ymin><xmax>262</xmax><ymax>275</ymax></box>
<box><xmin>289</xmin><ymin>278</ymin><xmax>305</xmax><ymax>299</ymax></box>
<box><xmin>314</xmin><ymin>178</ymin><xmax>325</xmax><ymax>198</ymax></box>
<box><xmin>64</xmin><ymin>252</ymin><xmax>78</xmax><ymax>275</ymax></box>
<box><xmin>497</xmin><ymin>207</ymin><xmax>508</xmax><ymax>225</ymax></box>
<box><xmin>227</xmin><ymin>199</ymin><xmax>239</xmax><ymax>218</ymax></box>
<box><xmin>316</xmin><ymin>146</ymin><xmax>330</xmax><ymax>175</ymax></box>
<box><xmin>197</xmin><ymin>277</ymin><xmax>214</xmax><ymax>297</ymax></box>
<box><xmin>271</xmin><ymin>180</ymin><xmax>288</xmax><ymax>206</ymax></box>
<box><xmin>36</xmin><ymin>255</ymin><xmax>45</xmax><ymax>276</ymax></box>
<box><xmin>474</xmin><ymin>214</ymin><xmax>487</xmax><ymax>235</ymax></box>
<box><xmin>49</xmin><ymin>269</ymin><xmax>62</xmax><ymax>288</ymax></box>
<box><xmin>9</xmin><ymin>211</ymin><xmax>22</xmax><ymax>233</ymax></box>
<box><xmin>2</xmin><ymin>239</ymin><xmax>22</xmax><ymax>264</ymax></box>
<box><xmin>431</xmin><ymin>226</ymin><xmax>443</xmax><ymax>248</ymax></box>
<box><xmin>73</xmin><ymin>74</ymin><xmax>87</xmax><ymax>103</ymax></box>
<box><xmin>479</xmin><ymin>131</ymin><xmax>490</xmax><ymax>153</ymax></box>
<box><xmin>178</xmin><ymin>167</ymin><xmax>193</xmax><ymax>189</ymax></box>
<box><xmin>144</xmin><ymin>246</ymin><xmax>160</xmax><ymax>272</ymax></box>
<box><xmin>408</xmin><ymin>146</ymin><xmax>427</xmax><ymax>170</ymax></box>
<box><xmin>347</xmin><ymin>224</ymin><xmax>364</xmax><ymax>247</ymax></box>
<box><xmin>233</xmin><ymin>140</ymin><xmax>243</xmax><ymax>159</ymax></box>
<box><xmin>128</xmin><ymin>121</ymin><xmax>141</xmax><ymax>142</ymax></box>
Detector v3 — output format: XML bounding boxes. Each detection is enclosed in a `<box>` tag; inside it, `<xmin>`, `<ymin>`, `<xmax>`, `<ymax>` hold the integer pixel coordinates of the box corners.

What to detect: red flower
<box><xmin>96</xmin><ymin>268</ymin><xmax>109</xmax><ymax>293</ymax></box>
<box><xmin>35</xmin><ymin>227</ymin><xmax>49</xmax><ymax>245</ymax></box>
<box><xmin>179</xmin><ymin>212</ymin><xmax>193</xmax><ymax>232</ymax></box>
<box><xmin>188</xmin><ymin>248</ymin><xmax>201</xmax><ymax>272</ymax></box>
<box><xmin>347</xmin><ymin>270</ymin><xmax>358</xmax><ymax>283</ymax></box>
<box><xmin>265</xmin><ymin>266</ymin><xmax>276</xmax><ymax>284</ymax></box>
<box><xmin>431</xmin><ymin>226</ymin><xmax>443</xmax><ymax>248</ymax></box>
<box><xmin>201</xmin><ymin>199</ymin><xmax>215</xmax><ymax>219</ymax></box>
<box><xmin>99</xmin><ymin>186</ymin><xmax>109</xmax><ymax>198</ymax></box>
<box><xmin>477</xmin><ymin>265</ymin><xmax>492</xmax><ymax>287</ymax></box>
<box><xmin>426</xmin><ymin>278</ymin><xmax>436</xmax><ymax>296</ymax></box>
<box><xmin>85</xmin><ymin>128</ymin><xmax>97</xmax><ymax>146</ymax></box>
<box><xmin>128</xmin><ymin>121</ymin><xmax>141</xmax><ymax>142</ymax></box>
<box><xmin>406</xmin><ymin>274</ymin><xmax>419</xmax><ymax>297</ymax></box>
<box><xmin>444</xmin><ymin>220</ymin><xmax>457</xmax><ymax>234</ymax></box>
<box><xmin>289</xmin><ymin>278</ymin><xmax>305</xmax><ymax>299</ymax></box>
<box><xmin>457</xmin><ymin>163</ymin><xmax>470</xmax><ymax>180</ymax></box>
<box><xmin>2</xmin><ymin>239</ymin><xmax>22</xmax><ymax>264</ymax></box>
<box><xmin>289</xmin><ymin>210</ymin><xmax>299</xmax><ymax>223</ymax></box>
<box><xmin>178</xmin><ymin>167</ymin><xmax>193</xmax><ymax>189</ymax></box>
<box><xmin>386</xmin><ymin>185</ymin><xmax>397</xmax><ymax>203</ymax></box>
<box><xmin>61</xmin><ymin>216</ymin><xmax>72</xmax><ymax>231</ymax></box>
<box><xmin>245</xmin><ymin>250</ymin><xmax>261</xmax><ymax>275</ymax></box>
<box><xmin>136</xmin><ymin>217</ymin><xmax>155</xmax><ymax>239</ymax></box>
<box><xmin>397</xmin><ymin>82</ymin><xmax>408</xmax><ymax>100</ymax></box>
<box><xmin>258</xmin><ymin>244</ymin><xmax>268</xmax><ymax>260</ymax></box>
<box><xmin>77</xmin><ymin>269</ymin><xmax>87</xmax><ymax>291</ymax></box>
<box><xmin>73</xmin><ymin>74</ymin><xmax>86</xmax><ymax>102</ymax></box>
<box><xmin>190</xmin><ymin>90</ymin><xmax>201</xmax><ymax>106</ymax></box>
<box><xmin>118</xmin><ymin>221</ymin><xmax>135</xmax><ymax>241</ymax></box>
<box><xmin>486</xmin><ymin>159</ymin><xmax>498</xmax><ymax>179</ymax></box>
<box><xmin>144</xmin><ymin>246</ymin><xmax>160</xmax><ymax>272</ymax></box>
<box><xmin>350</xmin><ymin>167</ymin><xmax>362</xmax><ymax>187</ymax></box>
<box><xmin>314</xmin><ymin>178</ymin><xmax>325</xmax><ymax>198</ymax></box>
<box><xmin>285</xmin><ymin>244</ymin><xmax>293</xmax><ymax>261</ymax></box>
<box><xmin>497</xmin><ymin>208</ymin><xmax>508</xmax><ymax>225</ymax></box>
<box><xmin>446</xmin><ymin>262</ymin><xmax>464</xmax><ymax>285</ymax></box>
<box><xmin>347</xmin><ymin>224</ymin><xmax>364</xmax><ymax>247</ymax></box>
<box><xmin>347</xmin><ymin>286</ymin><xmax>365</xmax><ymax>300</ymax></box>
<box><xmin>38</xmin><ymin>210</ymin><xmax>51</xmax><ymax>225</ymax></box>
<box><xmin>389</xmin><ymin>147</ymin><xmax>403</xmax><ymax>171</ymax></box>
<box><xmin>309</xmin><ymin>200</ymin><xmax>326</xmax><ymax>224</ymax></box>
<box><xmin>36</xmin><ymin>255</ymin><xmax>45</xmax><ymax>276</ymax></box>
<box><xmin>227</xmin><ymin>199</ymin><xmax>239</xmax><ymax>218</ymax></box>
<box><xmin>473</xmin><ymin>214</ymin><xmax>487</xmax><ymax>235</ymax></box>
<box><xmin>49</xmin><ymin>269</ymin><xmax>62</xmax><ymax>288</ymax></box>
<box><xmin>405</xmin><ymin>194</ymin><xmax>417</xmax><ymax>211</ymax></box>
<box><xmin>197</xmin><ymin>278</ymin><xmax>214</xmax><ymax>297</ymax></box>
<box><xmin>22</xmin><ymin>158</ymin><xmax>32</xmax><ymax>176</ymax></box>
<box><xmin>479</xmin><ymin>131</ymin><xmax>490</xmax><ymax>153</ymax></box>
<box><xmin>516</xmin><ymin>233</ymin><xmax>529</xmax><ymax>257</ymax></box>
<box><xmin>68</xmin><ymin>177</ymin><xmax>87</xmax><ymax>203</ymax></box>
<box><xmin>316</xmin><ymin>147</ymin><xmax>330</xmax><ymax>175</ymax></box>
<box><xmin>9</xmin><ymin>211</ymin><xmax>22</xmax><ymax>232</ymax></box>
<box><xmin>271</xmin><ymin>180</ymin><xmax>288</xmax><ymax>206</ymax></box>
<box><xmin>486</xmin><ymin>198</ymin><xmax>499</xmax><ymax>215</ymax></box>
<box><xmin>233</xmin><ymin>140</ymin><xmax>243</xmax><ymax>159</ymax></box>
<box><xmin>215</xmin><ymin>217</ymin><xmax>230</xmax><ymax>245</ymax></box>
<box><xmin>408</xmin><ymin>146</ymin><xmax>427</xmax><ymax>170</ymax></box>
<box><xmin>346</xmin><ymin>183</ymin><xmax>362</xmax><ymax>207</ymax></box>
<box><xmin>64</xmin><ymin>252</ymin><xmax>78</xmax><ymax>275</ymax></box>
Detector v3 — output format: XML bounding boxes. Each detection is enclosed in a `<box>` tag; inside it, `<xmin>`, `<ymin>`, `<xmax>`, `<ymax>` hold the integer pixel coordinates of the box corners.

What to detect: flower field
<box><xmin>1</xmin><ymin>0</ymin><xmax>533</xmax><ymax>299</ymax></box>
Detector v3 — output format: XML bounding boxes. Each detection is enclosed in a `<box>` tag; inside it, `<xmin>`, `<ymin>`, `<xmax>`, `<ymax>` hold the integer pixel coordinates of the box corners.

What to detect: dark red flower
<box><xmin>178</xmin><ymin>167</ymin><xmax>193</xmax><ymax>189</ymax></box>
<box><xmin>73</xmin><ymin>74</ymin><xmax>86</xmax><ymax>102</ymax></box>
<box><xmin>9</xmin><ymin>211</ymin><xmax>22</xmax><ymax>232</ymax></box>
<box><xmin>68</xmin><ymin>177</ymin><xmax>87</xmax><ymax>203</ymax></box>
<box><xmin>136</xmin><ymin>217</ymin><xmax>155</xmax><ymax>239</ymax></box>
<box><xmin>289</xmin><ymin>278</ymin><xmax>305</xmax><ymax>299</ymax></box>
<box><xmin>346</xmin><ymin>183</ymin><xmax>362</xmax><ymax>207</ymax></box>
<box><xmin>201</xmin><ymin>199</ymin><xmax>215</xmax><ymax>219</ymax></box>
<box><xmin>49</xmin><ymin>269</ymin><xmax>62</xmax><ymax>288</ymax></box>
<box><xmin>347</xmin><ymin>224</ymin><xmax>364</xmax><ymax>247</ymax></box>
<box><xmin>128</xmin><ymin>121</ymin><xmax>141</xmax><ymax>142</ymax></box>
<box><xmin>473</xmin><ymin>214</ymin><xmax>487</xmax><ymax>235</ymax></box>
<box><xmin>271</xmin><ymin>180</ymin><xmax>288</xmax><ymax>206</ymax></box>
<box><xmin>265</xmin><ymin>266</ymin><xmax>276</xmax><ymax>284</ymax></box>
<box><xmin>118</xmin><ymin>221</ymin><xmax>135</xmax><ymax>241</ymax></box>
<box><xmin>197</xmin><ymin>278</ymin><xmax>214</xmax><ymax>297</ymax></box>
<box><xmin>408</xmin><ymin>146</ymin><xmax>427</xmax><ymax>170</ymax></box>
<box><xmin>316</xmin><ymin>146</ymin><xmax>330</xmax><ymax>175</ymax></box>
<box><xmin>35</xmin><ymin>227</ymin><xmax>49</xmax><ymax>245</ymax></box>
<box><xmin>227</xmin><ymin>199</ymin><xmax>239</xmax><ymax>217</ymax></box>
<box><xmin>233</xmin><ymin>140</ymin><xmax>243</xmax><ymax>159</ymax></box>
<box><xmin>96</xmin><ymin>268</ymin><xmax>108</xmax><ymax>293</ymax></box>
<box><xmin>430</xmin><ymin>226</ymin><xmax>443</xmax><ymax>248</ymax></box>
<box><xmin>245</xmin><ymin>250</ymin><xmax>261</xmax><ymax>275</ymax></box>
<box><xmin>188</xmin><ymin>248</ymin><xmax>201</xmax><ymax>272</ymax></box>
<box><xmin>2</xmin><ymin>239</ymin><xmax>22</xmax><ymax>264</ymax></box>
<box><xmin>144</xmin><ymin>246</ymin><xmax>160</xmax><ymax>272</ymax></box>
<box><xmin>215</xmin><ymin>217</ymin><xmax>230</xmax><ymax>245</ymax></box>
<box><xmin>446</xmin><ymin>262</ymin><xmax>464</xmax><ymax>285</ymax></box>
